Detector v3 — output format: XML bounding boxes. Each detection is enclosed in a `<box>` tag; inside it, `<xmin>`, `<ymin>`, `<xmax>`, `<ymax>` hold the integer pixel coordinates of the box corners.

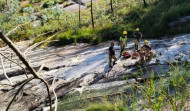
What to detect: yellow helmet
<box><xmin>144</xmin><ymin>40</ymin><xmax>148</xmax><ymax>43</ymax></box>
<box><xmin>123</xmin><ymin>31</ymin><xmax>127</xmax><ymax>35</ymax></box>
<box><xmin>136</xmin><ymin>28</ymin><xmax>140</xmax><ymax>32</ymax></box>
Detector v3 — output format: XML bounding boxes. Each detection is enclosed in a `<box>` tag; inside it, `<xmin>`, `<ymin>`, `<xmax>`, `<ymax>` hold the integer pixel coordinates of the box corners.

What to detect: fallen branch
<box><xmin>0</xmin><ymin>32</ymin><xmax>40</xmax><ymax>78</ymax></box>
<box><xmin>0</xmin><ymin>55</ymin><xmax>13</xmax><ymax>85</ymax></box>
<box><xmin>0</xmin><ymin>32</ymin><xmax>53</xmax><ymax>111</ymax></box>
<box><xmin>0</xmin><ymin>51</ymin><xmax>14</xmax><ymax>54</ymax></box>
<box><xmin>5</xmin><ymin>22</ymin><xmax>29</xmax><ymax>37</ymax></box>
<box><xmin>51</xmin><ymin>72</ymin><xmax>60</xmax><ymax>111</ymax></box>
<box><xmin>24</xmin><ymin>31</ymin><xmax>61</xmax><ymax>61</ymax></box>
<box><xmin>39</xmin><ymin>77</ymin><xmax>53</xmax><ymax>111</ymax></box>
<box><xmin>10</xmin><ymin>53</ymin><xmax>13</xmax><ymax>68</ymax></box>
<box><xmin>0</xmin><ymin>53</ymin><xmax>28</xmax><ymax>78</ymax></box>
<box><xmin>6</xmin><ymin>77</ymin><xmax>34</xmax><ymax>111</ymax></box>
<box><xmin>37</xmin><ymin>63</ymin><xmax>45</xmax><ymax>73</ymax></box>
<box><xmin>51</xmin><ymin>67</ymin><xmax>68</xmax><ymax>111</ymax></box>
<box><xmin>27</xmin><ymin>30</ymin><xmax>54</xmax><ymax>40</ymax></box>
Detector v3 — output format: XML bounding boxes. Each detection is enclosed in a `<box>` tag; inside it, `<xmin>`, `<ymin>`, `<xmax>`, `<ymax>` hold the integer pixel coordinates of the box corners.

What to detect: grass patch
<box><xmin>85</xmin><ymin>64</ymin><xmax>190</xmax><ymax>111</ymax></box>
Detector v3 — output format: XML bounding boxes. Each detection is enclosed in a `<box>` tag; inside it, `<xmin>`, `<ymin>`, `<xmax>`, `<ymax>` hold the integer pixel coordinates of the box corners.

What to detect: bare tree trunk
<box><xmin>143</xmin><ymin>0</ymin><xmax>148</xmax><ymax>7</ymax></box>
<box><xmin>91</xmin><ymin>0</ymin><xmax>95</xmax><ymax>28</ymax></box>
<box><xmin>79</xmin><ymin>4</ymin><xmax>81</xmax><ymax>28</ymax></box>
<box><xmin>110</xmin><ymin>0</ymin><xmax>113</xmax><ymax>13</ymax></box>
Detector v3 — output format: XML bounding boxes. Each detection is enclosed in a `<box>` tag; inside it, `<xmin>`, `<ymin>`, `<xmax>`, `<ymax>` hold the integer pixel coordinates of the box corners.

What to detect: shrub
<box><xmin>23</xmin><ymin>6</ymin><xmax>34</xmax><ymax>14</ymax></box>
<box><xmin>92</xmin><ymin>37</ymin><xmax>102</xmax><ymax>45</ymax></box>
<box><xmin>34</xmin><ymin>0</ymin><xmax>41</xmax><ymax>3</ymax></box>
<box><xmin>25</xmin><ymin>4</ymin><xmax>33</xmax><ymax>7</ymax></box>
<box><xmin>43</xmin><ymin>1</ymin><xmax>55</xmax><ymax>8</ymax></box>
<box><xmin>140</xmin><ymin>0</ymin><xmax>190</xmax><ymax>38</ymax></box>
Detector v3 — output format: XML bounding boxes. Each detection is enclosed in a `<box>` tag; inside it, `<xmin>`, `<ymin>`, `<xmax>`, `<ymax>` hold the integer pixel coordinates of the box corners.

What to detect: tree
<box><xmin>143</xmin><ymin>0</ymin><xmax>148</xmax><ymax>7</ymax></box>
<box><xmin>90</xmin><ymin>0</ymin><xmax>94</xmax><ymax>28</ymax></box>
<box><xmin>79</xmin><ymin>3</ymin><xmax>81</xmax><ymax>27</ymax></box>
<box><xmin>73</xmin><ymin>0</ymin><xmax>84</xmax><ymax>28</ymax></box>
<box><xmin>110</xmin><ymin>0</ymin><xmax>113</xmax><ymax>13</ymax></box>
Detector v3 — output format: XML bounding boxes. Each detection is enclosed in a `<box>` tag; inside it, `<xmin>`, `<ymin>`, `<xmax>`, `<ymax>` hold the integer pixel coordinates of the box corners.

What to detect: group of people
<box><xmin>108</xmin><ymin>28</ymin><xmax>153</xmax><ymax>67</ymax></box>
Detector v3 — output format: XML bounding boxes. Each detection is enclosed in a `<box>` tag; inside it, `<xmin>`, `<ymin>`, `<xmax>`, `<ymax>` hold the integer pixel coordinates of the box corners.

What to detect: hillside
<box><xmin>1</xmin><ymin>0</ymin><xmax>190</xmax><ymax>45</ymax></box>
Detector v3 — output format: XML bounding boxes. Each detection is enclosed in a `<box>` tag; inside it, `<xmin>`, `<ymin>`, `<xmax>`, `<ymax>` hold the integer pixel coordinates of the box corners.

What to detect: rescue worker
<box><xmin>109</xmin><ymin>42</ymin><xmax>117</xmax><ymax>67</ymax></box>
<box><xmin>119</xmin><ymin>31</ymin><xmax>128</xmax><ymax>57</ymax></box>
<box><xmin>133</xmin><ymin>28</ymin><xmax>142</xmax><ymax>51</ymax></box>
<box><xmin>141</xmin><ymin>40</ymin><xmax>153</xmax><ymax>60</ymax></box>
<box><xmin>142</xmin><ymin>40</ymin><xmax>152</xmax><ymax>51</ymax></box>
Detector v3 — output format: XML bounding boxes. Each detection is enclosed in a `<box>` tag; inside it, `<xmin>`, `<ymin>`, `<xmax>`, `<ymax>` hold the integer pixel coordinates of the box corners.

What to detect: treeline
<box><xmin>0</xmin><ymin>0</ymin><xmax>190</xmax><ymax>46</ymax></box>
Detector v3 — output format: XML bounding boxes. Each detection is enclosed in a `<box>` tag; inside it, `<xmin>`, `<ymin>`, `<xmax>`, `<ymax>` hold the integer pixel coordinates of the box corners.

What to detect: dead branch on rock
<box><xmin>24</xmin><ymin>31</ymin><xmax>61</xmax><ymax>62</ymax></box>
<box><xmin>39</xmin><ymin>77</ymin><xmax>53</xmax><ymax>105</ymax></box>
<box><xmin>10</xmin><ymin>53</ymin><xmax>13</xmax><ymax>68</ymax></box>
<box><xmin>0</xmin><ymin>32</ymin><xmax>53</xmax><ymax>111</ymax></box>
<box><xmin>6</xmin><ymin>77</ymin><xmax>34</xmax><ymax>111</ymax></box>
<box><xmin>0</xmin><ymin>55</ymin><xmax>13</xmax><ymax>85</ymax></box>
<box><xmin>37</xmin><ymin>63</ymin><xmax>45</xmax><ymax>73</ymax></box>
<box><xmin>0</xmin><ymin>52</ymin><xmax>28</xmax><ymax>78</ymax></box>
<box><xmin>52</xmin><ymin>79</ymin><xmax>58</xmax><ymax>111</ymax></box>
<box><xmin>51</xmin><ymin>71</ymin><xmax>61</xmax><ymax>111</ymax></box>
<box><xmin>51</xmin><ymin>67</ymin><xmax>67</xmax><ymax>111</ymax></box>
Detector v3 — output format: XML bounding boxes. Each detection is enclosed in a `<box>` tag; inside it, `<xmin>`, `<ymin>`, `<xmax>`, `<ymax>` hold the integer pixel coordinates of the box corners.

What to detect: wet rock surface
<box><xmin>0</xmin><ymin>34</ymin><xmax>190</xmax><ymax>110</ymax></box>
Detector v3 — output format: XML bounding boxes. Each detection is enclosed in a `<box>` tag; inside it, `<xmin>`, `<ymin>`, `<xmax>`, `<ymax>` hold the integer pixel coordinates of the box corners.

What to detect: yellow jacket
<box><xmin>120</xmin><ymin>36</ymin><xmax>128</xmax><ymax>45</ymax></box>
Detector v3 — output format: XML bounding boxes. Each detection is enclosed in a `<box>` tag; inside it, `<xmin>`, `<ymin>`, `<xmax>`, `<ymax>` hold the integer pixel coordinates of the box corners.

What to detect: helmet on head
<box><xmin>136</xmin><ymin>28</ymin><xmax>140</xmax><ymax>32</ymax></box>
<box><xmin>123</xmin><ymin>31</ymin><xmax>127</xmax><ymax>35</ymax></box>
<box><xmin>144</xmin><ymin>40</ymin><xmax>148</xmax><ymax>43</ymax></box>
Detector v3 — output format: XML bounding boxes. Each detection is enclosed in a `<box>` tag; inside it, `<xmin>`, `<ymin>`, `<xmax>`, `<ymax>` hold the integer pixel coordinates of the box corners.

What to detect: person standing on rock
<box><xmin>109</xmin><ymin>42</ymin><xmax>117</xmax><ymax>67</ymax></box>
<box><xmin>133</xmin><ymin>28</ymin><xmax>142</xmax><ymax>51</ymax></box>
<box><xmin>119</xmin><ymin>31</ymin><xmax>128</xmax><ymax>57</ymax></box>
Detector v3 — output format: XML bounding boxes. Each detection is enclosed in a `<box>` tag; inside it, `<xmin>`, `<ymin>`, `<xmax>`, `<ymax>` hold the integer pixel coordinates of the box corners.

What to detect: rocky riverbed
<box><xmin>0</xmin><ymin>34</ymin><xmax>190</xmax><ymax>111</ymax></box>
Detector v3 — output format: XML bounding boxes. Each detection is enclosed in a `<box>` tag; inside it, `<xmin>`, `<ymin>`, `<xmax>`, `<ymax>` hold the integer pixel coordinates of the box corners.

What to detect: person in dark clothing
<box><xmin>133</xmin><ymin>28</ymin><xmax>142</xmax><ymax>51</ymax></box>
<box><xmin>109</xmin><ymin>42</ymin><xmax>117</xmax><ymax>67</ymax></box>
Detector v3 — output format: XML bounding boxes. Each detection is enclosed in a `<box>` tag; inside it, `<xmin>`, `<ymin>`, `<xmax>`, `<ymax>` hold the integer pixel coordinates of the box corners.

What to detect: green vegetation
<box><xmin>85</xmin><ymin>64</ymin><xmax>190</xmax><ymax>111</ymax></box>
<box><xmin>86</xmin><ymin>99</ymin><xmax>127</xmax><ymax>111</ymax></box>
<box><xmin>1</xmin><ymin>0</ymin><xmax>190</xmax><ymax>45</ymax></box>
<box><xmin>141</xmin><ymin>0</ymin><xmax>190</xmax><ymax>37</ymax></box>
<box><xmin>56</xmin><ymin>61</ymin><xmax>190</xmax><ymax>111</ymax></box>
